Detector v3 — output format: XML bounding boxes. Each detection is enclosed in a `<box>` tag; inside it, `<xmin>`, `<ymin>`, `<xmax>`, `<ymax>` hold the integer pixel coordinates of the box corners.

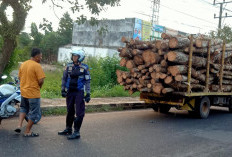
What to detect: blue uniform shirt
<box><xmin>62</xmin><ymin>62</ymin><xmax>91</xmax><ymax>93</ymax></box>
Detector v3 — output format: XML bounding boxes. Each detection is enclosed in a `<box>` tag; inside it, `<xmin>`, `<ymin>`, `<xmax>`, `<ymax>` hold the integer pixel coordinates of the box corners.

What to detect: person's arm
<box><xmin>38</xmin><ymin>78</ymin><xmax>45</xmax><ymax>88</ymax></box>
<box><xmin>61</xmin><ymin>66</ymin><xmax>68</xmax><ymax>91</ymax></box>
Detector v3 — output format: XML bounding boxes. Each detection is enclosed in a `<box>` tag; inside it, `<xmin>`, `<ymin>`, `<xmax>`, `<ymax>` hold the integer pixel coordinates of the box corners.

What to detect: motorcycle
<box><xmin>0</xmin><ymin>75</ymin><xmax>21</xmax><ymax>124</ymax></box>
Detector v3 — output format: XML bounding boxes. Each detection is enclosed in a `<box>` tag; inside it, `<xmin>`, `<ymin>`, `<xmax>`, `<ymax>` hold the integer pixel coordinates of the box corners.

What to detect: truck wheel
<box><xmin>196</xmin><ymin>97</ymin><xmax>210</xmax><ymax>119</ymax></box>
<box><xmin>151</xmin><ymin>104</ymin><xmax>159</xmax><ymax>112</ymax></box>
<box><xmin>159</xmin><ymin>105</ymin><xmax>171</xmax><ymax>113</ymax></box>
<box><xmin>228</xmin><ymin>98</ymin><xmax>232</xmax><ymax>113</ymax></box>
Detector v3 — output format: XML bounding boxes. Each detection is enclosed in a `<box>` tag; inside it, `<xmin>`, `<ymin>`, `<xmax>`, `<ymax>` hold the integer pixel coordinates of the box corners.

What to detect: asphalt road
<box><xmin>1</xmin><ymin>107</ymin><xmax>232</xmax><ymax>157</ymax></box>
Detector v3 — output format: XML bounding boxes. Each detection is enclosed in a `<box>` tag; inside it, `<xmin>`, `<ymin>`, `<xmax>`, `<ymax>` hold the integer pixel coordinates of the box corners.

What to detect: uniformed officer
<box><xmin>58</xmin><ymin>49</ymin><xmax>91</xmax><ymax>140</ymax></box>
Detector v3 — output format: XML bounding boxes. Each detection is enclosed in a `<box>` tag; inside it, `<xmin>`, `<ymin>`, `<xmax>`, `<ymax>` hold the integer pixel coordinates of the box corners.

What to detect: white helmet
<box><xmin>71</xmin><ymin>49</ymin><xmax>85</xmax><ymax>62</ymax></box>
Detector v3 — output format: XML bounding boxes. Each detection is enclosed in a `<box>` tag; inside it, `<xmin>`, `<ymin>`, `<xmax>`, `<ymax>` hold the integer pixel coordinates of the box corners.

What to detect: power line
<box><xmin>159</xmin><ymin>3</ymin><xmax>217</xmax><ymax>25</ymax></box>
<box><xmin>134</xmin><ymin>11</ymin><xmax>217</xmax><ymax>31</ymax></box>
<box><xmin>214</xmin><ymin>0</ymin><xmax>232</xmax><ymax>29</ymax></box>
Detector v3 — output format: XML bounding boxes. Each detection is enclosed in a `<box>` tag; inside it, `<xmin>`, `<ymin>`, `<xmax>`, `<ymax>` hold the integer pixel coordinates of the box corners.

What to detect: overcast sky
<box><xmin>22</xmin><ymin>0</ymin><xmax>232</xmax><ymax>34</ymax></box>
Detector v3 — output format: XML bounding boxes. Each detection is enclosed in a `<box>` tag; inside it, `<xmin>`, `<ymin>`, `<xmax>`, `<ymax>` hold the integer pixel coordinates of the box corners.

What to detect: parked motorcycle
<box><xmin>0</xmin><ymin>75</ymin><xmax>21</xmax><ymax>124</ymax></box>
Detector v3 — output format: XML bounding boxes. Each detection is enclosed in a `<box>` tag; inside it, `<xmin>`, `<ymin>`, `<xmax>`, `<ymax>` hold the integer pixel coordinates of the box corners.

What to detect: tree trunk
<box><xmin>169</xmin><ymin>37</ymin><xmax>190</xmax><ymax>49</ymax></box>
<box><xmin>167</xmin><ymin>51</ymin><xmax>207</xmax><ymax>68</ymax></box>
<box><xmin>211</xmin><ymin>85</ymin><xmax>232</xmax><ymax>92</ymax></box>
<box><xmin>142</xmin><ymin>50</ymin><xmax>161</xmax><ymax>65</ymax></box>
<box><xmin>0</xmin><ymin>38</ymin><xmax>17</xmax><ymax>75</ymax></box>
<box><xmin>162</xmin><ymin>88</ymin><xmax>174</xmax><ymax>94</ymax></box>
<box><xmin>133</xmin><ymin>55</ymin><xmax>144</xmax><ymax>65</ymax></box>
<box><xmin>175</xmin><ymin>75</ymin><xmax>200</xmax><ymax>84</ymax></box>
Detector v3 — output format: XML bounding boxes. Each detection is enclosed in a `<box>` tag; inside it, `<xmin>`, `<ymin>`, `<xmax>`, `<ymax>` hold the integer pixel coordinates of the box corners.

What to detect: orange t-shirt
<box><xmin>19</xmin><ymin>60</ymin><xmax>46</xmax><ymax>98</ymax></box>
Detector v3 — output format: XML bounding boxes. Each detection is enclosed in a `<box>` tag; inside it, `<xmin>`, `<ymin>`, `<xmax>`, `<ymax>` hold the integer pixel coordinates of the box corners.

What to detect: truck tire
<box><xmin>196</xmin><ymin>97</ymin><xmax>210</xmax><ymax>119</ymax></box>
<box><xmin>151</xmin><ymin>104</ymin><xmax>159</xmax><ymax>112</ymax></box>
<box><xmin>159</xmin><ymin>105</ymin><xmax>171</xmax><ymax>113</ymax></box>
<box><xmin>228</xmin><ymin>98</ymin><xmax>232</xmax><ymax>113</ymax></box>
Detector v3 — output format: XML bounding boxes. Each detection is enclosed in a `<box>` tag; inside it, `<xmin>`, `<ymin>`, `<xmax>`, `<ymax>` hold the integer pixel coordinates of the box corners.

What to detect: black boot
<box><xmin>58</xmin><ymin>128</ymin><xmax>72</xmax><ymax>135</ymax></box>
<box><xmin>67</xmin><ymin>116</ymin><xmax>83</xmax><ymax>140</ymax></box>
<box><xmin>58</xmin><ymin>115</ymin><xmax>74</xmax><ymax>135</ymax></box>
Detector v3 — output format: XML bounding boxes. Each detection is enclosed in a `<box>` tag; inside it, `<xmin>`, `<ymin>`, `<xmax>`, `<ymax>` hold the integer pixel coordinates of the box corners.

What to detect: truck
<box><xmin>139</xmin><ymin>35</ymin><xmax>232</xmax><ymax>119</ymax></box>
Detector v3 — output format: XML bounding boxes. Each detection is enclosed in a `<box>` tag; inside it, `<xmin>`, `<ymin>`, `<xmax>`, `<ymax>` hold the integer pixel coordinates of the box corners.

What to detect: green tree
<box><xmin>30</xmin><ymin>23</ymin><xmax>43</xmax><ymax>47</ymax></box>
<box><xmin>209</xmin><ymin>25</ymin><xmax>232</xmax><ymax>43</ymax></box>
<box><xmin>39</xmin><ymin>32</ymin><xmax>61</xmax><ymax>63</ymax></box>
<box><xmin>58</xmin><ymin>12</ymin><xmax>73</xmax><ymax>45</ymax></box>
<box><xmin>18</xmin><ymin>32</ymin><xmax>32</xmax><ymax>48</ymax></box>
<box><xmin>0</xmin><ymin>0</ymin><xmax>120</xmax><ymax>74</ymax></box>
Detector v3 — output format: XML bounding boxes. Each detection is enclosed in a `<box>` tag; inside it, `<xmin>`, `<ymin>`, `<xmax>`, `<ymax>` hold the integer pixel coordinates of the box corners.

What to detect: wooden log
<box><xmin>131</xmin><ymin>49</ymin><xmax>143</xmax><ymax>56</ymax></box>
<box><xmin>142</xmin><ymin>75</ymin><xmax>151</xmax><ymax>80</ymax></box>
<box><xmin>153</xmin><ymin>84</ymin><xmax>164</xmax><ymax>94</ymax></box>
<box><xmin>168</xmin><ymin>65</ymin><xmax>208</xmax><ymax>82</ymax></box>
<box><xmin>142</xmin><ymin>50</ymin><xmax>161</xmax><ymax>65</ymax></box>
<box><xmin>116</xmin><ymin>70</ymin><xmax>122</xmax><ymax>77</ymax></box>
<box><xmin>129</xmin><ymin>39</ymin><xmax>145</xmax><ymax>45</ymax></box>
<box><xmin>164</xmin><ymin>76</ymin><xmax>173</xmax><ymax>85</ymax></box>
<box><xmin>134</xmin><ymin>43</ymin><xmax>151</xmax><ymax>50</ymax></box>
<box><xmin>121</xmin><ymin>36</ymin><xmax>130</xmax><ymax>43</ymax></box>
<box><xmin>138</xmin><ymin>65</ymin><xmax>146</xmax><ymax>70</ymax></box>
<box><xmin>149</xmin><ymin>66</ymin><xmax>154</xmax><ymax>73</ymax></box>
<box><xmin>151</xmin><ymin>78</ymin><xmax>159</xmax><ymax>85</ymax></box>
<box><xmin>126</xmin><ymin>60</ymin><xmax>135</xmax><ymax>69</ymax></box>
<box><xmin>147</xmin><ymin>83</ymin><xmax>152</xmax><ymax>89</ymax></box>
<box><xmin>139</xmin><ymin>88</ymin><xmax>151</xmax><ymax>92</ymax></box>
<box><xmin>133</xmin><ymin>55</ymin><xmax>144</xmax><ymax>65</ymax></box>
<box><xmin>141</xmin><ymin>69</ymin><xmax>148</xmax><ymax>74</ymax></box>
<box><xmin>212</xmin><ymin>64</ymin><xmax>232</xmax><ymax>71</ymax></box>
<box><xmin>119</xmin><ymin>58</ymin><xmax>128</xmax><ymax>67</ymax></box>
<box><xmin>130</xmin><ymin>68</ymin><xmax>139</xmax><ymax>73</ymax></box>
<box><xmin>211</xmin><ymin>85</ymin><xmax>232</xmax><ymax>92</ymax></box>
<box><xmin>126</xmin><ymin>78</ymin><xmax>134</xmax><ymax>84</ymax></box>
<box><xmin>155</xmin><ymin>40</ymin><xmax>169</xmax><ymax>50</ymax></box>
<box><xmin>175</xmin><ymin>75</ymin><xmax>200</xmax><ymax>84</ymax></box>
<box><xmin>170</xmin><ymin>82</ymin><xmax>205</xmax><ymax>91</ymax></box>
<box><xmin>161</xmin><ymin>33</ymin><xmax>172</xmax><ymax>40</ymax></box>
<box><xmin>169</xmin><ymin>37</ymin><xmax>190</xmax><ymax>49</ymax></box>
<box><xmin>222</xmin><ymin>79</ymin><xmax>232</xmax><ymax>85</ymax></box>
<box><xmin>167</xmin><ymin>51</ymin><xmax>207</xmax><ymax>68</ymax></box>
<box><xmin>122</xmin><ymin>72</ymin><xmax>130</xmax><ymax>79</ymax></box>
<box><xmin>160</xmin><ymin>60</ymin><xmax>168</xmax><ymax>67</ymax></box>
<box><xmin>195</xmin><ymin>39</ymin><xmax>223</xmax><ymax>48</ymax></box>
<box><xmin>119</xmin><ymin>48</ymin><xmax>133</xmax><ymax>58</ymax></box>
<box><xmin>159</xmin><ymin>73</ymin><xmax>167</xmax><ymax>79</ymax></box>
<box><xmin>162</xmin><ymin>88</ymin><xmax>174</xmax><ymax>94</ymax></box>
<box><xmin>151</xmin><ymin>72</ymin><xmax>157</xmax><ymax>79</ymax></box>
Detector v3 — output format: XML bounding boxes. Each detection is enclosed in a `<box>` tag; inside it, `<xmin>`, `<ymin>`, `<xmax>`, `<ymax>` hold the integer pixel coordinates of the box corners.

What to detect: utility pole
<box><xmin>150</xmin><ymin>0</ymin><xmax>160</xmax><ymax>40</ymax></box>
<box><xmin>214</xmin><ymin>0</ymin><xmax>232</xmax><ymax>29</ymax></box>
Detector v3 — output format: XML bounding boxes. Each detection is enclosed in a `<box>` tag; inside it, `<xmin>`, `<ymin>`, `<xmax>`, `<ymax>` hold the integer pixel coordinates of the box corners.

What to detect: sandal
<box><xmin>14</xmin><ymin>128</ymin><xmax>21</xmax><ymax>133</ymax></box>
<box><xmin>23</xmin><ymin>132</ymin><xmax>39</xmax><ymax>137</ymax></box>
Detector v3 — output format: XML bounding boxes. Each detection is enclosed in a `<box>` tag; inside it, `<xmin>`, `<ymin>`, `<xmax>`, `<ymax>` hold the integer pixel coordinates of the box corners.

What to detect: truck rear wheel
<box><xmin>228</xmin><ymin>98</ymin><xmax>232</xmax><ymax>113</ymax></box>
<box><xmin>151</xmin><ymin>104</ymin><xmax>159</xmax><ymax>112</ymax></box>
<box><xmin>159</xmin><ymin>105</ymin><xmax>171</xmax><ymax>113</ymax></box>
<box><xmin>196</xmin><ymin>97</ymin><xmax>210</xmax><ymax>119</ymax></box>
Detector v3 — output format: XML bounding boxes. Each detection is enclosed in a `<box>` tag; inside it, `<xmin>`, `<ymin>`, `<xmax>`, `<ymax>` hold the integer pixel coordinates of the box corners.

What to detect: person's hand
<box><xmin>85</xmin><ymin>93</ymin><xmax>91</xmax><ymax>103</ymax></box>
<box><xmin>61</xmin><ymin>89</ymin><xmax>67</xmax><ymax>98</ymax></box>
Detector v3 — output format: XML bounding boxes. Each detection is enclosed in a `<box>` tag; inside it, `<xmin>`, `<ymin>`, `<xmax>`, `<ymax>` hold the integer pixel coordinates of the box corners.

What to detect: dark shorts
<box><xmin>20</xmin><ymin>97</ymin><xmax>41</xmax><ymax>124</ymax></box>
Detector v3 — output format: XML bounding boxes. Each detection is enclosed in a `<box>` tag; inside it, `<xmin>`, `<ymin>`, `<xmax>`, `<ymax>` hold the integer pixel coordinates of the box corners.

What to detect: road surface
<box><xmin>1</xmin><ymin>108</ymin><xmax>232</xmax><ymax>157</ymax></box>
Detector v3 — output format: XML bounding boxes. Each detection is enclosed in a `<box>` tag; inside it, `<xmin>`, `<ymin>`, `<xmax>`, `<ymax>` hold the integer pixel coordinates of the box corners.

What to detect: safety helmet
<box><xmin>71</xmin><ymin>49</ymin><xmax>85</xmax><ymax>62</ymax></box>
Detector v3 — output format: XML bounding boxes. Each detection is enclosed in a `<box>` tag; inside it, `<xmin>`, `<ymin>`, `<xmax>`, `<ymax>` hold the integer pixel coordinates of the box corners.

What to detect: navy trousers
<box><xmin>66</xmin><ymin>90</ymin><xmax>85</xmax><ymax>128</ymax></box>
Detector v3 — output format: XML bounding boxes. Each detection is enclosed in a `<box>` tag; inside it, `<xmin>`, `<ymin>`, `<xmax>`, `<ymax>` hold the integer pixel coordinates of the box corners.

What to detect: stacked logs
<box><xmin>117</xmin><ymin>33</ymin><xmax>232</xmax><ymax>95</ymax></box>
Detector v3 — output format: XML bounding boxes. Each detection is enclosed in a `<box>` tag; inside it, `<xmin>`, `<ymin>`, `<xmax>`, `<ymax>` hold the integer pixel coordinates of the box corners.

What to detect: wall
<box><xmin>57</xmin><ymin>45</ymin><xmax>119</xmax><ymax>63</ymax></box>
<box><xmin>72</xmin><ymin>18</ymin><xmax>135</xmax><ymax>48</ymax></box>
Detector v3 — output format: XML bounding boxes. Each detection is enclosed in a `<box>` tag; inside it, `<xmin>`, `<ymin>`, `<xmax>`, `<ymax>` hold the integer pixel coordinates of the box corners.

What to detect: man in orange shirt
<box><xmin>14</xmin><ymin>48</ymin><xmax>46</xmax><ymax>137</ymax></box>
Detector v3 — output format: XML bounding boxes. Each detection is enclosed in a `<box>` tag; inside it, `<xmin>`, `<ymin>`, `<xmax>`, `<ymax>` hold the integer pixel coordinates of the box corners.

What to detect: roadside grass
<box><xmin>42</xmin><ymin>105</ymin><xmax>124</xmax><ymax>116</ymax></box>
<box><xmin>41</xmin><ymin>65</ymin><xmax>139</xmax><ymax>98</ymax></box>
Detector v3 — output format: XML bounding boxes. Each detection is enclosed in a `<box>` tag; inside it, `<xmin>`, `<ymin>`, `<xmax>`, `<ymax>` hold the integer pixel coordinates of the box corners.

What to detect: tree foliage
<box><xmin>0</xmin><ymin>0</ymin><xmax>120</xmax><ymax>74</ymax></box>
<box><xmin>209</xmin><ymin>25</ymin><xmax>232</xmax><ymax>43</ymax></box>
